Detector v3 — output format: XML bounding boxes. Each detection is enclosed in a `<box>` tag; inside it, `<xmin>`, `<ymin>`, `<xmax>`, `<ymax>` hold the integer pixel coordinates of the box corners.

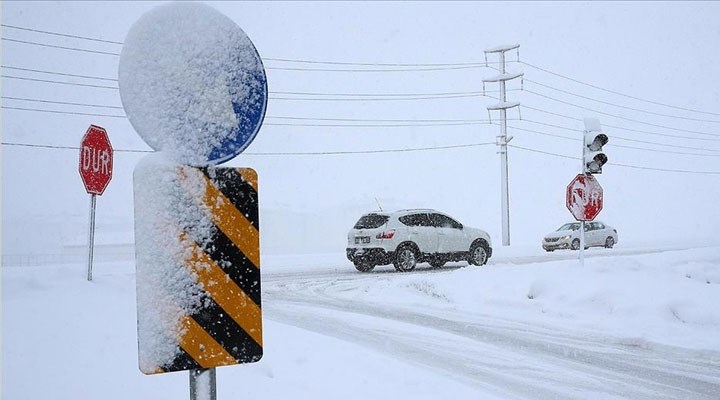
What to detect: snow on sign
<box><xmin>79</xmin><ymin>124</ymin><xmax>113</xmax><ymax>195</ymax></box>
<box><xmin>120</xmin><ymin>2</ymin><xmax>266</xmax><ymax>376</ymax></box>
<box><xmin>118</xmin><ymin>1</ymin><xmax>267</xmax><ymax>166</ymax></box>
<box><xmin>134</xmin><ymin>157</ymin><xmax>262</xmax><ymax>374</ymax></box>
<box><xmin>566</xmin><ymin>174</ymin><xmax>603</xmax><ymax>221</ymax></box>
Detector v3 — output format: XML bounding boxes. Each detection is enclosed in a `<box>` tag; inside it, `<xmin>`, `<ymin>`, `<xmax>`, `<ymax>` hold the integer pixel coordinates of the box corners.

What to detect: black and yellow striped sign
<box><xmin>135</xmin><ymin>165</ymin><xmax>262</xmax><ymax>374</ymax></box>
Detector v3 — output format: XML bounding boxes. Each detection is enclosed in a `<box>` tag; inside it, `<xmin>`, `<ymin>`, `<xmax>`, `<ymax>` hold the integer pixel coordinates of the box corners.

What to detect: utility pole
<box><xmin>483</xmin><ymin>44</ymin><xmax>523</xmax><ymax>246</ymax></box>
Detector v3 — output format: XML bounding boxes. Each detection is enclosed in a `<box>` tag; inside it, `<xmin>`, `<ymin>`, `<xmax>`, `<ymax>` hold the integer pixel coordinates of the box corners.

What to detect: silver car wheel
<box><xmin>605</xmin><ymin>237</ymin><xmax>615</xmax><ymax>248</ymax></box>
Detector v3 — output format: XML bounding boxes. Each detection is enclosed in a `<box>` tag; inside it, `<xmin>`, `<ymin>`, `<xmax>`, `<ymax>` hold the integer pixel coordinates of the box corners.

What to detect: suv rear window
<box><xmin>354</xmin><ymin>214</ymin><xmax>389</xmax><ymax>229</ymax></box>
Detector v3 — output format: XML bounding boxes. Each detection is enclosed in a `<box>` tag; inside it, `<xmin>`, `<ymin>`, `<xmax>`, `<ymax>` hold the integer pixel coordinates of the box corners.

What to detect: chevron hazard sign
<box><xmin>134</xmin><ymin>157</ymin><xmax>262</xmax><ymax>374</ymax></box>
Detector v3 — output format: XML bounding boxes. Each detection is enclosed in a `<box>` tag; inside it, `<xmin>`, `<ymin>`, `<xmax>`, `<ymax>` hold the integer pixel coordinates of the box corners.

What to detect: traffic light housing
<box><xmin>584</xmin><ymin>130</ymin><xmax>608</xmax><ymax>174</ymax></box>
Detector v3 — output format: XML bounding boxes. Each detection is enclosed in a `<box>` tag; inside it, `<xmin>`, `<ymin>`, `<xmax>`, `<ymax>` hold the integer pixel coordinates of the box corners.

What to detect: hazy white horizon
<box><xmin>3</xmin><ymin>1</ymin><xmax>720</xmax><ymax>257</ymax></box>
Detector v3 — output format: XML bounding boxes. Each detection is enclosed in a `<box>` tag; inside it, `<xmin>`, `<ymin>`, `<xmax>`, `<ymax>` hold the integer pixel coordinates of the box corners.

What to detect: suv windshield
<box><xmin>354</xmin><ymin>214</ymin><xmax>389</xmax><ymax>229</ymax></box>
<box><xmin>557</xmin><ymin>223</ymin><xmax>580</xmax><ymax>231</ymax></box>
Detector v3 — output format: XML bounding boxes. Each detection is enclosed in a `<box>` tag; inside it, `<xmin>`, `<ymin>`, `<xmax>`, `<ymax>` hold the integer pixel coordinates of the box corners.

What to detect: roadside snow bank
<box><xmin>370</xmin><ymin>247</ymin><xmax>720</xmax><ymax>351</ymax></box>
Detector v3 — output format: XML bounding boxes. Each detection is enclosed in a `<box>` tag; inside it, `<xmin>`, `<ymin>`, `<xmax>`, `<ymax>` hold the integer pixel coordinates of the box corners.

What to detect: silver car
<box><xmin>542</xmin><ymin>221</ymin><xmax>618</xmax><ymax>251</ymax></box>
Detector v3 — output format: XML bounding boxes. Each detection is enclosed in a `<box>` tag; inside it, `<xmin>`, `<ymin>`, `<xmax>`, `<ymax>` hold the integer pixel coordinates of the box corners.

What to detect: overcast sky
<box><xmin>3</xmin><ymin>1</ymin><xmax>720</xmax><ymax>255</ymax></box>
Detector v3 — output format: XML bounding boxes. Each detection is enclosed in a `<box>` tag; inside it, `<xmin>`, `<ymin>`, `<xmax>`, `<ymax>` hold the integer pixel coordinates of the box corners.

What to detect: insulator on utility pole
<box><xmin>483</xmin><ymin>44</ymin><xmax>523</xmax><ymax>247</ymax></box>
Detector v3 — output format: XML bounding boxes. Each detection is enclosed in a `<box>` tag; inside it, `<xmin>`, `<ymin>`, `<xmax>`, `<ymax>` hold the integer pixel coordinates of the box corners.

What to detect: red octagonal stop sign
<box><xmin>79</xmin><ymin>125</ymin><xmax>113</xmax><ymax>195</ymax></box>
<box><xmin>566</xmin><ymin>174</ymin><xmax>603</xmax><ymax>221</ymax></box>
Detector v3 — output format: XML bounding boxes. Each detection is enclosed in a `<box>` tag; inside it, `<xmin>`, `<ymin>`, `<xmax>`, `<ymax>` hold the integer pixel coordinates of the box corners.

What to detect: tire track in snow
<box><xmin>264</xmin><ymin>275</ymin><xmax>720</xmax><ymax>400</ymax></box>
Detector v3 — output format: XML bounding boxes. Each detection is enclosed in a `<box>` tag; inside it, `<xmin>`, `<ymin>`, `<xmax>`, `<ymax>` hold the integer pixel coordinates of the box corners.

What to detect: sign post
<box><xmin>79</xmin><ymin>124</ymin><xmax>113</xmax><ymax>281</ymax></box>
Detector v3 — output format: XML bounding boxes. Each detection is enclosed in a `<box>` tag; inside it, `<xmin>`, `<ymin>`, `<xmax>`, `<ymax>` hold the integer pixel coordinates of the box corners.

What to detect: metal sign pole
<box><xmin>87</xmin><ymin>193</ymin><xmax>97</xmax><ymax>281</ymax></box>
<box><xmin>579</xmin><ymin>129</ymin><xmax>586</xmax><ymax>267</ymax></box>
<box><xmin>579</xmin><ymin>220</ymin><xmax>585</xmax><ymax>267</ymax></box>
<box><xmin>190</xmin><ymin>368</ymin><xmax>217</xmax><ymax>400</ymax></box>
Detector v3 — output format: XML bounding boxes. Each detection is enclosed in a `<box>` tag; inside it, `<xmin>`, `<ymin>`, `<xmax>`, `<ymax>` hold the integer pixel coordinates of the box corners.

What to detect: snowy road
<box><xmin>263</xmin><ymin>247</ymin><xmax>720</xmax><ymax>400</ymax></box>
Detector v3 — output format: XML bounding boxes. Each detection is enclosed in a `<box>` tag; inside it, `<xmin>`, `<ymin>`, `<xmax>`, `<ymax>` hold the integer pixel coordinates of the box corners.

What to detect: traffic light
<box><xmin>584</xmin><ymin>130</ymin><xmax>608</xmax><ymax>174</ymax></box>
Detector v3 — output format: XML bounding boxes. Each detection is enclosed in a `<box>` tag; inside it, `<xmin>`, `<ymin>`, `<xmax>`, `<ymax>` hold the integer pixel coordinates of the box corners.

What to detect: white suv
<box><xmin>346</xmin><ymin>209</ymin><xmax>493</xmax><ymax>272</ymax></box>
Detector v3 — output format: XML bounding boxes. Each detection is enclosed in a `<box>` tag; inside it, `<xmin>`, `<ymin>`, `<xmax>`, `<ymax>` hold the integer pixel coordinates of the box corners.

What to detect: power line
<box><xmin>2</xmin><ymin>65</ymin><xmax>118</xmax><ymax>82</ymax></box>
<box><xmin>266</xmin><ymin>65</ymin><xmax>485</xmax><ymax>72</ymax></box>
<box><xmin>1</xmin><ymin>105</ymin><xmax>495</xmax><ymax>126</ymax></box>
<box><xmin>521</xmin><ymin>104</ymin><xmax>720</xmax><ymax>142</ymax></box>
<box><xmin>520</xmin><ymin>60</ymin><xmax>720</xmax><ymax>117</ymax></box>
<box><xmin>2</xmin><ymin>24</ymin><xmax>496</xmax><ymax>68</ymax></box>
<box><xmin>519</xmin><ymin>119</ymin><xmax>720</xmax><ymax>153</ymax></box>
<box><xmin>3</xmin><ymin>74</ymin><xmax>118</xmax><ymax>89</ymax></box>
<box><xmin>278</xmin><ymin>94</ymin><xmax>489</xmax><ymax>101</ymax></box>
<box><xmin>268</xmin><ymin>116</ymin><xmax>491</xmax><ymax>124</ymax></box>
<box><xmin>265</xmin><ymin>121</ymin><xmax>488</xmax><ymax>127</ymax></box>
<box><xmin>2</xmin><ymin>106</ymin><xmax>125</xmax><ymax>118</ymax></box>
<box><xmin>1</xmin><ymin>37</ymin><xmax>483</xmax><ymax>72</ymax></box>
<box><xmin>522</xmin><ymin>88</ymin><xmax>720</xmax><ymax>137</ymax></box>
<box><xmin>508</xmin><ymin>144</ymin><xmax>720</xmax><ymax>175</ymax></box>
<box><xmin>1</xmin><ymin>23</ymin><xmax>124</xmax><ymax>45</ymax></box>
<box><xmin>1</xmin><ymin>141</ymin><xmax>495</xmax><ymax>155</ymax></box>
<box><xmin>245</xmin><ymin>142</ymin><xmax>495</xmax><ymax>155</ymax></box>
<box><xmin>3</xmin><ymin>96</ymin><xmax>124</xmax><ymax>109</ymax></box>
<box><xmin>524</xmin><ymin>78</ymin><xmax>720</xmax><ymax>124</ymax></box>
<box><xmin>508</xmin><ymin>125</ymin><xmax>720</xmax><ymax>158</ymax></box>
<box><xmin>2</xmin><ymin>23</ymin><xmax>717</xmax><ymax>118</ymax></box>
<box><xmin>1</xmin><ymin>142</ymin><xmax>150</xmax><ymax>153</ymax></box>
<box><xmin>1</xmin><ymin>70</ymin><xmax>508</xmax><ymax>100</ymax></box>
<box><xmin>2</xmin><ymin>37</ymin><xmax>120</xmax><ymax>56</ymax></box>
<box><xmin>265</xmin><ymin>57</ymin><xmax>488</xmax><ymax>68</ymax></box>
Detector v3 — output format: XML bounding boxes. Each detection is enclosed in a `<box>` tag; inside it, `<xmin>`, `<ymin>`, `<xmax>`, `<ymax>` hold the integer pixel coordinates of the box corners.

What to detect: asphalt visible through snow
<box><xmin>262</xmin><ymin>247</ymin><xmax>720</xmax><ymax>400</ymax></box>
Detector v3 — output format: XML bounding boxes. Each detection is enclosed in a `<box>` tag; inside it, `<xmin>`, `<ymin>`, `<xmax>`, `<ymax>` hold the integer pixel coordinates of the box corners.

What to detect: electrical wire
<box><xmin>524</xmin><ymin>78</ymin><xmax>720</xmax><ymax>124</ymax></box>
<box><xmin>5</xmin><ymin>23</ymin><xmax>720</xmax><ymax>167</ymax></box>
<box><xmin>1</xmin><ymin>37</ymin><xmax>486</xmax><ymax>72</ymax></box>
<box><xmin>522</xmin><ymin>89</ymin><xmax>720</xmax><ymax>137</ymax></box>
<box><xmin>2</xmin><ymin>106</ymin><xmax>125</xmax><ymax>118</ymax></box>
<box><xmin>2</xmin><ymin>23</ymin><xmax>124</xmax><ymax>45</ymax></box>
<box><xmin>3</xmin><ymin>23</ymin><xmax>717</xmax><ymax>118</ymax></box>
<box><xmin>508</xmin><ymin>144</ymin><xmax>720</xmax><ymax>175</ymax></box>
<box><xmin>3</xmin><ymin>96</ymin><xmax>124</xmax><ymax>109</ymax></box>
<box><xmin>507</xmin><ymin>125</ymin><xmax>720</xmax><ymax>158</ymax></box>
<box><xmin>521</xmin><ymin>104</ymin><xmax>720</xmax><ymax>142</ymax></box>
<box><xmin>3</xmin><ymin>74</ymin><xmax>118</xmax><ymax>89</ymax></box>
<box><xmin>519</xmin><ymin>119</ymin><xmax>720</xmax><ymax>153</ymax></box>
<box><xmin>1</xmin><ymin>141</ymin><xmax>495</xmax><ymax>155</ymax></box>
<box><xmin>1</xmin><ymin>69</ymin><xmax>510</xmax><ymax>100</ymax></box>
<box><xmin>0</xmin><ymin>105</ymin><xmax>494</xmax><ymax>127</ymax></box>
<box><xmin>520</xmin><ymin>60</ymin><xmax>720</xmax><ymax>117</ymax></box>
<box><xmin>2</xmin><ymin>37</ymin><xmax>120</xmax><ymax>56</ymax></box>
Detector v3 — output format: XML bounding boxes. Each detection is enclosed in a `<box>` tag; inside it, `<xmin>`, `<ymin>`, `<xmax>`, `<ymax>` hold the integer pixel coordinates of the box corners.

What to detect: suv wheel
<box><xmin>394</xmin><ymin>245</ymin><xmax>417</xmax><ymax>272</ymax></box>
<box><xmin>354</xmin><ymin>261</ymin><xmax>375</xmax><ymax>272</ymax></box>
<box><xmin>468</xmin><ymin>243</ymin><xmax>489</xmax><ymax>266</ymax></box>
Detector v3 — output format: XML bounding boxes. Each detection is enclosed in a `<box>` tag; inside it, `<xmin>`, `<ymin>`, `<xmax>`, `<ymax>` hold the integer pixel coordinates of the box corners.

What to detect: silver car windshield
<box><xmin>557</xmin><ymin>223</ymin><xmax>580</xmax><ymax>231</ymax></box>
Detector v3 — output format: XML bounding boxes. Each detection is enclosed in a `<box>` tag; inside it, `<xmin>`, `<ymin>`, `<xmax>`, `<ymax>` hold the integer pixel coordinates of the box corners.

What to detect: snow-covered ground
<box><xmin>3</xmin><ymin>244</ymin><xmax>720</xmax><ymax>399</ymax></box>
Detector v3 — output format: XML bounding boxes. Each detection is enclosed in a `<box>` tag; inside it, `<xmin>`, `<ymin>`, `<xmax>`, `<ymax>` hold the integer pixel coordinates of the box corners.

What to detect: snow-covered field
<box><xmin>4</xmin><ymin>244</ymin><xmax>720</xmax><ymax>399</ymax></box>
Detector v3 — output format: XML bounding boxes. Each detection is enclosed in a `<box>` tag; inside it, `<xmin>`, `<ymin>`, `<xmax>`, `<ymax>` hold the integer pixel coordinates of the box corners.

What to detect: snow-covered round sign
<box><xmin>118</xmin><ymin>1</ymin><xmax>267</xmax><ymax>166</ymax></box>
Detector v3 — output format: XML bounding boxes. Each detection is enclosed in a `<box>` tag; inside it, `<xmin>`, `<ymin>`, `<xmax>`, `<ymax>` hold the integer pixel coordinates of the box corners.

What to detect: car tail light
<box><xmin>376</xmin><ymin>230</ymin><xmax>395</xmax><ymax>239</ymax></box>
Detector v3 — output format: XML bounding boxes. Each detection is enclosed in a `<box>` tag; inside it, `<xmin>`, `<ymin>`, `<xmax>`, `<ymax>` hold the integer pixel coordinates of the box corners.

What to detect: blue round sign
<box><xmin>118</xmin><ymin>2</ymin><xmax>267</xmax><ymax>166</ymax></box>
